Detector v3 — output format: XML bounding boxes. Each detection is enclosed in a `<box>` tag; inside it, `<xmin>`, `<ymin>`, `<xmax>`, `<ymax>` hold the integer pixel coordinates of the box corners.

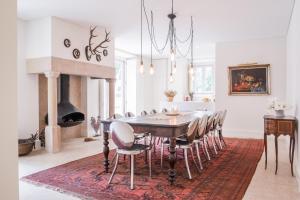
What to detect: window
<box><xmin>115</xmin><ymin>59</ymin><xmax>126</xmax><ymax>114</ymax></box>
<box><xmin>189</xmin><ymin>61</ymin><xmax>215</xmax><ymax>100</ymax></box>
<box><xmin>114</xmin><ymin>57</ymin><xmax>137</xmax><ymax>115</ymax></box>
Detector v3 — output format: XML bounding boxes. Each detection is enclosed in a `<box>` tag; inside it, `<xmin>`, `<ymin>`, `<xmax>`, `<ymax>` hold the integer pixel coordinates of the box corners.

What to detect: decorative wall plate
<box><xmin>64</xmin><ymin>39</ymin><xmax>71</xmax><ymax>48</ymax></box>
<box><xmin>72</xmin><ymin>49</ymin><xmax>80</xmax><ymax>59</ymax></box>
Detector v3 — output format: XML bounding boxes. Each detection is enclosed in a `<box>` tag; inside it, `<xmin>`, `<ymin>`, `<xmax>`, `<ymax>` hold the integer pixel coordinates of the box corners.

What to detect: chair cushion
<box><xmin>163</xmin><ymin>139</ymin><xmax>189</xmax><ymax>146</ymax></box>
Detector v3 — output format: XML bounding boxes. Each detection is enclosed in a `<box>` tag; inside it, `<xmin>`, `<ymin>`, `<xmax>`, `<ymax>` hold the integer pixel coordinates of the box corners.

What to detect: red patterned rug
<box><xmin>22</xmin><ymin>138</ymin><xmax>263</xmax><ymax>200</ymax></box>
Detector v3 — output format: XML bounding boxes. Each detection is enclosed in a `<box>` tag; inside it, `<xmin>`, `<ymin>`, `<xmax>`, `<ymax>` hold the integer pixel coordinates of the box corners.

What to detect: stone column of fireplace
<box><xmin>107</xmin><ymin>79</ymin><xmax>115</xmax><ymax>118</ymax></box>
<box><xmin>45</xmin><ymin>72</ymin><xmax>61</xmax><ymax>153</ymax></box>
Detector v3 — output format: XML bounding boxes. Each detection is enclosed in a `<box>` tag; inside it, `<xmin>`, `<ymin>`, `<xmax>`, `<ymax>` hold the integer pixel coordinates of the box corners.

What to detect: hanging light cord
<box><xmin>141</xmin><ymin>0</ymin><xmax>194</xmax><ymax>58</ymax></box>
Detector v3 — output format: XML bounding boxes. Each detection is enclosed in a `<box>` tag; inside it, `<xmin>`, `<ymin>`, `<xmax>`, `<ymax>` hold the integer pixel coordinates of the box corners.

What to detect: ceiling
<box><xmin>18</xmin><ymin>0</ymin><xmax>294</xmax><ymax>58</ymax></box>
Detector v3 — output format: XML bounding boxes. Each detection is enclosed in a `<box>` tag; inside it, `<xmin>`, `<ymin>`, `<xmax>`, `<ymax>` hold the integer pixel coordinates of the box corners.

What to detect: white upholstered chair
<box><xmin>108</xmin><ymin>121</ymin><xmax>152</xmax><ymax>190</ymax></box>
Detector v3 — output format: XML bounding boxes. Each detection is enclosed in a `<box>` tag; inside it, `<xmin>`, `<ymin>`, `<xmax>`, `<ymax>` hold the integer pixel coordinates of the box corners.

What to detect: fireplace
<box><xmin>45</xmin><ymin>74</ymin><xmax>85</xmax><ymax>127</ymax></box>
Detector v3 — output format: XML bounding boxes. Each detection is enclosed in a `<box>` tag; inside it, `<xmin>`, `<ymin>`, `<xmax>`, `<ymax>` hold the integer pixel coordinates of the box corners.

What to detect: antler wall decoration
<box><xmin>85</xmin><ymin>26</ymin><xmax>111</xmax><ymax>62</ymax></box>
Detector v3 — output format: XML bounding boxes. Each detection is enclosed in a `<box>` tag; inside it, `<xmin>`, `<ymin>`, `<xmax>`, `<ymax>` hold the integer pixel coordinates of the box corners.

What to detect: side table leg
<box><xmin>291</xmin><ymin>137</ymin><xmax>295</xmax><ymax>176</ymax></box>
<box><xmin>275</xmin><ymin>136</ymin><xmax>278</xmax><ymax>175</ymax></box>
<box><xmin>168</xmin><ymin>137</ymin><xmax>177</xmax><ymax>185</ymax></box>
<box><xmin>264</xmin><ymin>134</ymin><xmax>267</xmax><ymax>170</ymax></box>
<box><xmin>289</xmin><ymin>137</ymin><xmax>292</xmax><ymax>163</ymax></box>
<box><xmin>103</xmin><ymin>131</ymin><xmax>110</xmax><ymax>173</ymax></box>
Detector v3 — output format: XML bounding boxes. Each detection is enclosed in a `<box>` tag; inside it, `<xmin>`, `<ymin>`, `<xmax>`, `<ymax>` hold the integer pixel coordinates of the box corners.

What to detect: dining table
<box><xmin>101</xmin><ymin>111</ymin><xmax>212</xmax><ymax>185</ymax></box>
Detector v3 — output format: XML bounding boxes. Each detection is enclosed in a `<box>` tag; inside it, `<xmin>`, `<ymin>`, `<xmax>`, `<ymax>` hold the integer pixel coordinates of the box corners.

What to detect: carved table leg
<box><xmin>168</xmin><ymin>137</ymin><xmax>176</xmax><ymax>185</ymax></box>
<box><xmin>289</xmin><ymin>137</ymin><xmax>292</xmax><ymax>163</ymax></box>
<box><xmin>291</xmin><ymin>137</ymin><xmax>295</xmax><ymax>176</ymax></box>
<box><xmin>264</xmin><ymin>134</ymin><xmax>267</xmax><ymax>170</ymax></box>
<box><xmin>275</xmin><ymin>136</ymin><xmax>278</xmax><ymax>175</ymax></box>
<box><xmin>103</xmin><ymin>131</ymin><xmax>110</xmax><ymax>173</ymax></box>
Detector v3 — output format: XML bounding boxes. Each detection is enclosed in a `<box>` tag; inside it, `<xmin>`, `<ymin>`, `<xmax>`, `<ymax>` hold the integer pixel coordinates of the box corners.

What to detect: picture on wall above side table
<box><xmin>228</xmin><ymin>64</ymin><xmax>271</xmax><ymax>96</ymax></box>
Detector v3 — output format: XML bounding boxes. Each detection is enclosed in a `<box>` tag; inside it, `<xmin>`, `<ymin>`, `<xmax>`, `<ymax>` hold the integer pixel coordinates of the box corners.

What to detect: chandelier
<box><xmin>139</xmin><ymin>0</ymin><xmax>195</xmax><ymax>82</ymax></box>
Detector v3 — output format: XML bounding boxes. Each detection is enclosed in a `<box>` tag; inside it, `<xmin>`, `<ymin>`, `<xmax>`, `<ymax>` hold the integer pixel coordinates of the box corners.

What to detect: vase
<box><xmin>167</xmin><ymin>96</ymin><xmax>174</xmax><ymax>102</ymax></box>
<box><xmin>275</xmin><ymin>110</ymin><xmax>285</xmax><ymax>117</ymax></box>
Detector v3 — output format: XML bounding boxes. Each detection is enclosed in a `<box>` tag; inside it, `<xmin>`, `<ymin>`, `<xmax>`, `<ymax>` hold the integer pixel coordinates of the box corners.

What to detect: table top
<box><xmin>101</xmin><ymin>111</ymin><xmax>212</xmax><ymax>128</ymax></box>
<box><xmin>264</xmin><ymin>115</ymin><xmax>297</xmax><ymax>121</ymax></box>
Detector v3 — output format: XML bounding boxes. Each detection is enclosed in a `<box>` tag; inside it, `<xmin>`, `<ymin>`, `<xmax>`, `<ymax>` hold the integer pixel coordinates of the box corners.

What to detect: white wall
<box><xmin>52</xmin><ymin>17</ymin><xmax>114</xmax><ymax>67</ymax></box>
<box><xmin>286</xmin><ymin>0</ymin><xmax>300</xmax><ymax>189</ymax></box>
<box><xmin>215</xmin><ymin>37</ymin><xmax>287</xmax><ymax>138</ymax></box>
<box><xmin>0</xmin><ymin>0</ymin><xmax>19</xmax><ymax>198</ymax></box>
<box><xmin>18</xmin><ymin>19</ymin><xmax>39</xmax><ymax>139</ymax></box>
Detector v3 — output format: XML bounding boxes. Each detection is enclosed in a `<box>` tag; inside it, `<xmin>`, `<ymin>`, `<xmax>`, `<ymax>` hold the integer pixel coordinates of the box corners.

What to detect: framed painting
<box><xmin>228</xmin><ymin>64</ymin><xmax>271</xmax><ymax>95</ymax></box>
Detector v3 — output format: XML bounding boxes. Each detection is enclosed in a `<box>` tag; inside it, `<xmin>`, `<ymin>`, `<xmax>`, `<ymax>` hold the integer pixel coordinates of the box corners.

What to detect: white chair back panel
<box><xmin>110</xmin><ymin>122</ymin><xmax>135</xmax><ymax>149</ymax></box>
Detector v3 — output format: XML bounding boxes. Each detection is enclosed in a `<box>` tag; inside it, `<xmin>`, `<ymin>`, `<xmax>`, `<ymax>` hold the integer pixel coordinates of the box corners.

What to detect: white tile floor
<box><xmin>19</xmin><ymin>137</ymin><xmax>300</xmax><ymax>200</ymax></box>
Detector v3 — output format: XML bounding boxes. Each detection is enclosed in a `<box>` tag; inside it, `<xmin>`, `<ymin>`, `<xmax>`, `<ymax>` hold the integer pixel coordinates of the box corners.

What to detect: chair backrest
<box><xmin>186</xmin><ymin>119</ymin><xmax>199</xmax><ymax>143</ymax></box>
<box><xmin>197</xmin><ymin>115</ymin><xmax>208</xmax><ymax>138</ymax></box>
<box><xmin>150</xmin><ymin>109</ymin><xmax>157</xmax><ymax>114</ymax></box>
<box><xmin>125</xmin><ymin>112</ymin><xmax>135</xmax><ymax>118</ymax></box>
<box><xmin>205</xmin><ymin>114</ymin><xmax>215</xmax><ymax>134</ymax></box>
<box><xmin>111</xmin><ymin>113</ymin><xmax>123</xmax><ymax>119</ymax></box>
<box><xmin>141</xmin><ymin>110</ymin><xmax>148</xmax><ymax>116</ymax></box>
<box><xmin>161</xmin><ymin>108</ymin><xmax>168</xmax><ymax>113</ymax></box>
<box><xmin>110</xmin><ymin>121</ymin><xmax>135</xmax><ymax>149</ymax></box>
<box><xmin>219</xmin><ymin>110</ymin><xmax>227</xmax><ymax>127</ymax></box>
<box><xmin>212</xmin><ymin>111</ymin><xmax>222</xmax><ymax>129</ymax></box>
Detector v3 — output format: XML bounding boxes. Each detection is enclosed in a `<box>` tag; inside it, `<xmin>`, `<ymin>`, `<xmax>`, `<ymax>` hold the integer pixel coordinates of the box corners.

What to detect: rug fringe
<box><xmin>21</xmin><ymin>178</ymin><xmax>94</xmax><ymax>200</ymax></box>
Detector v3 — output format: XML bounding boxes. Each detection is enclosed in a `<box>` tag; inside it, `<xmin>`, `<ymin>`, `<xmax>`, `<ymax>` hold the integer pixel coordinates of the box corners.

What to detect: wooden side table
<box><xmin>264</xmin><ymin>115</ymin><xmax>297</xmax><ymax>176</ymax></box>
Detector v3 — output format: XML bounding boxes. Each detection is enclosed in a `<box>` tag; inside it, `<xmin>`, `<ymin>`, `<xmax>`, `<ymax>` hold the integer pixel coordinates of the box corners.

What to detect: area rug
<box><xmin>22</xmin><ymin>138</ymin><xmax>264</xmax><ymax>200</ymax></box>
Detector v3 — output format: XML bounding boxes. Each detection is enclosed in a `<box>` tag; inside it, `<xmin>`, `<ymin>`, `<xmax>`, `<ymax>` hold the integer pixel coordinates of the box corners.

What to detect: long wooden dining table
<box><xmin>101</xmin><ymin>111</ymin><xmax>212</xmax><ymax>185</ymax></box>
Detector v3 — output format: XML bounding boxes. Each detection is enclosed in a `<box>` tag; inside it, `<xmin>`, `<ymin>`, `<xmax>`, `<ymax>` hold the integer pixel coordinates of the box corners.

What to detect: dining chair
<box><xmin>210</xmin><ymin>112</ymin><xmax>223</xmax><ymax>152</ymax></box>
<box><xmin>193</xmin><ymin>115</ymin><xmax>209</xmax><ymax>170</ymax></box>
<box><xmin>161</xmin><ymin>108</ymin><xmax>168</xmax><ymax>113</ymax></box>
<box><xmin>141</xmin><ymin>110</ymin><xmax>148</xmax><ymax>116</ymax></box>
<box><xmin>108</xmin><ymin>121</ymin><xmax>152</xmax><ymax>190</ymax></box>
<box><xmin>150</xmin><ymin>109</ymin><xmax>157</xmax><ymax>114</ymax></box>
<box><xmin>125</xmin><ymin>112</ymin><xmax>135</xmax><ymax>118</ymax></box>
<box><xmin>203</xmin><ymin>114</ymin><xmax>215</xmax><ymax>160</ymax></box>
<box><xmin>217</xmin><ymin>110</ymin><xmax>227</xmax><ymax>147</ymax></box>
<box><xmin>160</xmin><ymin>119</ymin><xmax>200</xmax><ymax>179</ymax></box>
<box><xmin>111</xmin><ymin>113</ymin><xmax>123</xmax><ymax>119</ymax></box>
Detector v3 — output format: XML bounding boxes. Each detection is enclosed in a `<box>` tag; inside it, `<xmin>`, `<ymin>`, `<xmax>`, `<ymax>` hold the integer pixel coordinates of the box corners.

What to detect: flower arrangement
<box><xmin>268</xmin><ymin>98</ymin><xmax>289</xmax><ymax>117</ymax></box>
<box><xmin>164</xmin><ymin>90</ymin><xmax>177</xmax><ymax>102</ymax></box>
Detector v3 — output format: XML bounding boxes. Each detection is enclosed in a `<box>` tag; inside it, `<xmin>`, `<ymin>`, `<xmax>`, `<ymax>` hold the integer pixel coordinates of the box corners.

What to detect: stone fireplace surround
<box><xmin>27</xmin><ymin>56</ymin><xmax>116</xmax><ymax>153</ymax></box>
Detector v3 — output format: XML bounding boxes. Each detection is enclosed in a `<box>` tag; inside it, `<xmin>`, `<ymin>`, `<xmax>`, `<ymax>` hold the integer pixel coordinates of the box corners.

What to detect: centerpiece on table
<box><xmin>164</xmin><ymin>90</ymin><xmax>177</xmax><ymax>102</ymax></box>
<box><xmin>268</xmin><ymin>98</ymin><xmax>290</xmax><ymax>117</ymax></box>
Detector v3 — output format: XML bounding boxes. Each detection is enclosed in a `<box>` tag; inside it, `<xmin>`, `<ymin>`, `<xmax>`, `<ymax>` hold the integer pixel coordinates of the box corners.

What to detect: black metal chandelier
<box><xmin>139</xmin><ymin>0</ymin><xmax>194</xmax><ymax>82</ymax></box>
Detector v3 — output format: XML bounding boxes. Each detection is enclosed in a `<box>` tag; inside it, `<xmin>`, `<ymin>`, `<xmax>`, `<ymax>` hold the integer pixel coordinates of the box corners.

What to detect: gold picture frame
<box><xmin>228</xmin><ymin>64</ymin><xmax>271</xmax><ymax>96</ymax></box>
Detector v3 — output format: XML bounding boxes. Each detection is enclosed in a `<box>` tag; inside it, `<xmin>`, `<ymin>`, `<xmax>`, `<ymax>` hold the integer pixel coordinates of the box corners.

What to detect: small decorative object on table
<box><xmin>91</xmin><ymin>116</ymin><xmax>101</xmax><ymax>137</ymax></box>
<box><xmin>268</xmin><ymin>98</ymin><xmax>290</xmax><ymax>117</ymax></box>
<box><xmin>164</xmin><ymin>90</ymin><xmax>177</xmax><ymax>102</ymax></box>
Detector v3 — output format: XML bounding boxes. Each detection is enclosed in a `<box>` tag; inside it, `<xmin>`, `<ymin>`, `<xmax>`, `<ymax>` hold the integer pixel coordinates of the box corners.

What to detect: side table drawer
<box><xmin>264</xmin><ymin>119</ymin><xmax>277</xmax><ymax>134</ymax></box>
<box><xmin>277</xmin><ymin>120</ymin><xmax>294</xmax><ymax>135</ymax></box>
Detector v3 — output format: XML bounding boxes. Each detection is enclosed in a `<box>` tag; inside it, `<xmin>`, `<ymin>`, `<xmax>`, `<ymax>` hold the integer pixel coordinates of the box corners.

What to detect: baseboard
<box><xmin>222</xmin><ymin>129</ymin><xmax>263</xmax><ymax>139</ymax></box>
<box><xmin>296</xmin><ymin>166</ymin><xmax>300</xmax><ymax>192</ymax></box>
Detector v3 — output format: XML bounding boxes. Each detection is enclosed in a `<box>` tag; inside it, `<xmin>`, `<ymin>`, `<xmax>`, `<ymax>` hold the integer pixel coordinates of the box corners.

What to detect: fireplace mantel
<box><xmin>27</xmin><ymin>57</ymin><xmax>116</xmax><ymax>79</ymax></box>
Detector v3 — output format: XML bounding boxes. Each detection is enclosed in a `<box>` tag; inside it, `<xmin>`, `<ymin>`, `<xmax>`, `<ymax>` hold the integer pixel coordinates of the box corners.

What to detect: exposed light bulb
<box><xmin>139</xmin><ymin>61</ymin><xmax>144</xmax><ymax>74</ymax></box>
<box><xmin>173</xmin><ymin>64</ymin><xmax>177</xmax><ymax>74</ymax></box>
<box><xmin>169</xmin><ymin>73</ymin><xmax>174</xmax><ymax>83</ymax></box>
<box><xmin>149</xmin><ymin>64</ymin><xmax>154</xmax><ymax>75</ymax></box>
<box><xmin>189</xmin><ymin>64</ymin><xmax>194</xmax><ymax>75</ymax></box>
<box><xmin>170</xmin><ymin>49</ymin><xmax>175</xmax><ymax>62</ymax></box>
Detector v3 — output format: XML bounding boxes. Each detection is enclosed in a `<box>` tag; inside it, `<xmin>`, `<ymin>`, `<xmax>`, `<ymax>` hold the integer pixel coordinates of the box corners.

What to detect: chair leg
<box><xmin>217</xmin><ymin>133</ymin><xmax>223</xmax><ymax>150</ymax></box>
<box><xmin>108</xmin><ymin>153</ymin><xmax>119</xmax><ymax>185</ymax></box>
<box><xmin>111</xmin><ymin>151</ymin><xmax>117</xmax><ymax>164</ymax></box>
<box><xmin>184</xmin><ymin>148</ymin><xmax>192</xmax><ymax>179</ymax></box>
<box><xmin>149</xmin><ymin>149</ymin><xmax>152</xmax><ymax>177</ymax></box>
<box><xmin>160</xmin><ymin>142</ymin><xmax>164</xmax><ymax>168</ymax></box>
<box><xmin>195</xmin><ymin>142</ymin><xmax>203</xmax><ymax>170</ymax></box>
<box><xmin>190</xmin><ymin>147</ymin><xmax>201</xmax><ymax>173</ymax></box>
<box><xmin>210</xmin><ymin>133</ymin><xmax>218</xmax><ymax>155</ymax></box>
<box><xmin>204</xmin><ymin>136</ymin><xmax>211</xmax><ymax>161</ymax></box>
<box><xmin>219</xmin><ymin>129</ymin><xmax>227</xmax><ymax>147</ymax></box>
<box><xmin>130</xmin><ymin>154</ymin><xmax>134</xmax><ymax>190</ymax></box>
